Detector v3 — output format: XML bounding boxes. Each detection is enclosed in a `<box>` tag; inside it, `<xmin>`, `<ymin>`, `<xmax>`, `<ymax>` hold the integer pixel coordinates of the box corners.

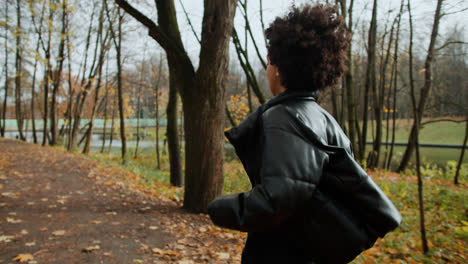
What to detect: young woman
<box><xmin>208</xmin><ymin>4</ymin><xmax>401</xmax><ymax>264</ymax></box>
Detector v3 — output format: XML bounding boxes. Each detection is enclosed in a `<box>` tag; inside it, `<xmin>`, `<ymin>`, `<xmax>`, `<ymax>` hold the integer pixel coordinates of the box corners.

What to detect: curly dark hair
<box><xmin>265</xmin><ymin>4</ymin><xmax>350</xmax><ymax>92</ymax></box>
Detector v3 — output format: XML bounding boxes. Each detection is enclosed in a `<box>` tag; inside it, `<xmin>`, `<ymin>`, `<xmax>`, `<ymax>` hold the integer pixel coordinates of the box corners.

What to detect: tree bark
<box><xmin>1</xmin><ymin>0</ymin><xmax>9</xmax><ymax>138</ymax></box>
<box><xmin>363</xmin><ymin>0</ymin><xmax>377</xmax><ymax>166</ymax></box>
<box><xmin>166</xmin><ymin>63</ymin><xmax>183</xmax><ymax>186</ymax></box>
<box><xmin>50</xmin><ymin>0</ymin><xmax>68</xmax><ymax>145</ymax></box>
<box><xmin>385</xmin><ymin>0</ymin><xmax>404</xmax><ymax>170</ymax></box>
<box><xmin>15</xmin><ymin>0</ymin><xmax>25</xmax><ymax>141</ymax></box>
<box><xmin>407</xmin><ymin>0</ymin><xmax>429</xmax><ymax>253</ymax></box>
<box><xmin>116</xmin><ymin>0</ymin><xmax>237</xmax><ymax>212</ymax></box>
<box><xmin>42</xmin><ymin>6</ymin><xmax>54</xmax><ymax>146</ymax></box>
<box><xmin>398</xmin><ymin>0</ymin><xmax>444</xmax><ymax>172</ymax></box>
<box><xmin>371</xmin><ymin>15</ymin><xmax>396</xmax><ymax>168</ymax></box>
<box><xmin>83</xmin><ymin>5</ymin><xmax>109</xmax><ymax>155</ymax></box>
<box><xmin>153</xmin><ymin>54</ymin><xmax>163</xmax><ymax>169</ymax></box>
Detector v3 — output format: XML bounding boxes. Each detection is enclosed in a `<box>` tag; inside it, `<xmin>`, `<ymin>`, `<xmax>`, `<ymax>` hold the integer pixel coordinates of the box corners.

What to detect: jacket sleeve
<box><xmin>208</xmin><ymin>127</ymin><xmax>328</xmax><ymax>232</ymax></box>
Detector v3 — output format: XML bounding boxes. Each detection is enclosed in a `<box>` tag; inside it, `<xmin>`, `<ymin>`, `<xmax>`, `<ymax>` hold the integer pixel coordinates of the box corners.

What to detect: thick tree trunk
<box><xmin>116</xmin><ymin>0</ymin><xmax>237</xmax><ymax>212</ymax></box>
<box><xmin>182</xmin><ymin>0</ymin><xmax>236</xmax><ymax>212</ymax></box>
<box><xmin>398</xmin><ymin>0</ymin><xmax>443</xmax><ymax>172</ymax></box>
<box><xmin>15</xmin><ymin>0</ymin><xmax>25</xmax><ymax>141</ymax></box>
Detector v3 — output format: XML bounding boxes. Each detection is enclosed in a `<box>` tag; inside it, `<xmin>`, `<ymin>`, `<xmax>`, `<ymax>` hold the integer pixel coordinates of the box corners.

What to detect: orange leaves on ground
<box><xmin>12</xmin><ymin>253</ymin><xmax>34</xmax><ymax>263</ymax></box>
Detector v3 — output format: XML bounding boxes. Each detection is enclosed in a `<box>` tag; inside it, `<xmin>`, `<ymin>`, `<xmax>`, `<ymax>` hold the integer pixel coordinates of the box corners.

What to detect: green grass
<box><xmin>367</xmin><ymin>120</ymin><xmax>466</xmax><ymax>145</ymax></box>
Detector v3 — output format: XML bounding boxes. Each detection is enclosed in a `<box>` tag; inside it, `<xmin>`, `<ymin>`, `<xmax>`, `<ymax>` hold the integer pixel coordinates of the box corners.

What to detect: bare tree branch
<box><xmin>113</xmin><ymin>0</ymin><xmax>173</xmax><ymax>51</ymax></box>
<box><xmin>436</xmin><ymin>40</ymin><xmax>468</xmax><ymax>52</ymax></box>
<box><xmin>177</xmin><ymin>0</ymin><xmax>200</xmax><ymax>44</ymax></box>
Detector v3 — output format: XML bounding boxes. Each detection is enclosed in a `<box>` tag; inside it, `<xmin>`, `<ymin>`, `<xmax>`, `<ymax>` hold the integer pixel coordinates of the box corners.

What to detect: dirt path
<box><xmin>0</xmin><ymin>139</ymin><xmax>244</xmax><ymax>264</ymax></box>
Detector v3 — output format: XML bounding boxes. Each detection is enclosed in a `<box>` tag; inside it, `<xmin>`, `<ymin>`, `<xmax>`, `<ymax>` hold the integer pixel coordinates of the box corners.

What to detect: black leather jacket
<box><xmin>208</xmin><ymin>90</ymin><xmax>401</xmax><ymax>264</ymax></box>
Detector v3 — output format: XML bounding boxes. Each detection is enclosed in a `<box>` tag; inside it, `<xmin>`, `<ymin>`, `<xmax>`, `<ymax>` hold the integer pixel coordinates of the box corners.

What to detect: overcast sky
<box><xmin>121</xmin><ymin>0</ymin><xmax>467</xmax><ymax>69</ymax></box>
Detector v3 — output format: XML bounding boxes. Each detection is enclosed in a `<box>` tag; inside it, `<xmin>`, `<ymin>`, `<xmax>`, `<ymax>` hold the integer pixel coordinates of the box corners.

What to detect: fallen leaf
<box><xmin>216</xmin><ymin>252</ymin><xmax>230</xmax><ymax>260</ymax></box>
<box><xmin>151</xmin><ymin>248</ymin><xmax>179</xmax><ymax>256</ymax></box>
<box><xmin>82</xmin><ymin>245</ymin><xmax>100</xmax><ymax>253</ymax></box>
<box><xmin>20</xmin><ymin>230</ymin><xmax>28</xmax><ymax>235</ymax></box>
<box><xmin>25</xmin><ymin>242</ymin><xmax>36</xmax><ymax>247</ymax></box>
<box><xmin>149</xmin><ymin>226</ymin><xmax>159</xmax><ymax>230</ymax></box>
<box><xmin>2</xmin><ymin>192</ymin><xmax>19</xmax><ymax>198</ymax></box>
<box><xmin>6</xmin><ymin>217</ymin><xmax>22</xmax><ymax>223</ymax></box>
<box><xmin>12</xmin><ymin>253</ymin><xmax>34</xmax><ymax>262</ymax></box>
<box><xmin>0</xmin><ymin>175</ymin><xmax>7</xmax><ymax>180</ymax></box>
<box><xmin>178</xmin><ymin>260</ymin><xmax>194</xmax><ymax>264</ymax></box>
<box><xmin>0</xmin><ymin>184</ymin><xmax>3</xmax><ymax>189</ymax></box>
<box><xmin>0</xmin><ymin>235</ymin><xmax>15</xmax><ymax>243</ymax></box>
<box><xmin>40</xmin><ymin>227</ymin><xmax>48</xmax><ymax>232</ymax></box>
<box><xmin>52</xmin><ymin>230</ymin><xmax>66</xmax><ymax>236</ymax></box>
<box><xmin>199</xmin><ymin>227</ymin><xmax>207</xmax><ymax>232</ymax></box>
<box><xmin>91</xmin><ymin>220</ymin><xmax>102</xmax><ymax>225</ymax></box>
<box><xmin>105</xmin><ymin>211</ymin><xmax>117</xmax><ymax>215</ymax></box>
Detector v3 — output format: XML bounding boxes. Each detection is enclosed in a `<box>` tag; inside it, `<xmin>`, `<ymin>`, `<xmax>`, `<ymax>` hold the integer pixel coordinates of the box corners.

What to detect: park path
<box><xmin>0</xmin><ymin>138</ymin><xmax>244</xmax><ymax>264</ymax></box>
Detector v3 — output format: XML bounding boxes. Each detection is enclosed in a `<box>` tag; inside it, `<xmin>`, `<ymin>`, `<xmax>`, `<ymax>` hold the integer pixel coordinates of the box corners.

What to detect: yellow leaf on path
<box><xmin>6</xmin><ymin>217</ymin><xmax>22</xmax><ymax>223</ymax></box>
<box><xmin>151</xmin><ymin>248</ymin><xmax>179</xmax><ymax>256</ymax></box>
<box><xmin>12</xmin><ymin>253</ymin><xmax>34</xmax><ymax>262</ymax></box>
<box><xmin>82</xmin><ymin>245</ymin><xmax>100</xmax><ymax>252</ymax></box>
<box><xmin>216</xmin><ymin>252</ymin><xmax>230</xmax><ymax>260</ymax></box>
<box><xmin>0</xmin><ymin>235</ymin><xmax>14</xmax><ymax>243</ymax></box>
<box><xmin>25</xmin><ymin>242</ymin><xmax>36</xmax><ymax>247</ymax></box>
<box><xmin>52</xmin><ymin>230</ymin><xmax>66</xmax><ymax>236</ymax></box>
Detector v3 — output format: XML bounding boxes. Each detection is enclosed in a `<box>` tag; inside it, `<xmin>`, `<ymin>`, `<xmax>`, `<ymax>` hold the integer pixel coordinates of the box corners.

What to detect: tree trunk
<box><xmin>166</xmin><ymin>62</ymin><xmax>183</xmax><ymax>186</ymax></box>
<box><xmin>182</xmin><ymin>0</ymin><xmax>237</xmax><ymax>212</ymax></box>
<box><xmin>454</xmin><ymin>119</ymin><xmax>467</xmax><ymax>185</ymax></box>
<box><xmin>42</xmin><ymin>7</ymin><xmax>53</xmax><ymax>146</ymax></box>
<box><xmin>101</xmin><ymin>58</ymin><xmax>109</xmax><ymax>153</ymax></box>
<box><xmin>360</xmin><ymin>0</ymin><xmax>377</xmax><ymax>162</ymax></box>
<box><xmin>134</xmin><ymin>74</ymin><xmax>142</xmax><ymax>159</ymax></box>
<box><xmin>15</xmin><ymin>0</ymin><xmax>25</xmax><ymax>141</ymax></box>
<box><xmin>116</xmin><ymin>0</ymin><xmax>237</xmax><ymax>212</ymax></box>
<box><xmin>108</xmin><ymin>95</ymin><xmax>116</xmax><ymax>153</ymax></box>
<box><xmin>153</xmin><ymin>54</ymin><xmax>163</xmax><ymax>169</ymax></box>
<box><xmin>50</xmin><ymin>0</ymin><xmax>68</xmax><ymax>146</ymax></box>
<box><xmin>83</xmin><ymin>6</ymin><xmax>107</xmax><ymax>155</ymax></box>
<box><xmin>364</xmin><ymin>0</ymin><xmax>378</xmax><ymax>166</ymax></box>
<box><xmin>1</xmin><ymin>0</ymin><xmax>9</xmax><ymax>138</ymax></box>
<box><xmin>372</xmin><ymin>16</ymin><xmax>396</xmax><ymax>168</ymax></box>
<box><xmin>407</xmin><ymin>0</ymin><xmax>429</xmax><ymax>253</ymax></box>
<box><xmin>398</xmin><ymin>0</ymin><xmax>444</xmax><ymax>172</ymax></box>
<box><xmin>115</xmin><ymin>10</ymin><xmax>127</xmax><ymax>163</ymax></box>
<box><xmin>385</xmin><ymin>0</ymin><xmax>404</xmax><ymax>170</ymax></box>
